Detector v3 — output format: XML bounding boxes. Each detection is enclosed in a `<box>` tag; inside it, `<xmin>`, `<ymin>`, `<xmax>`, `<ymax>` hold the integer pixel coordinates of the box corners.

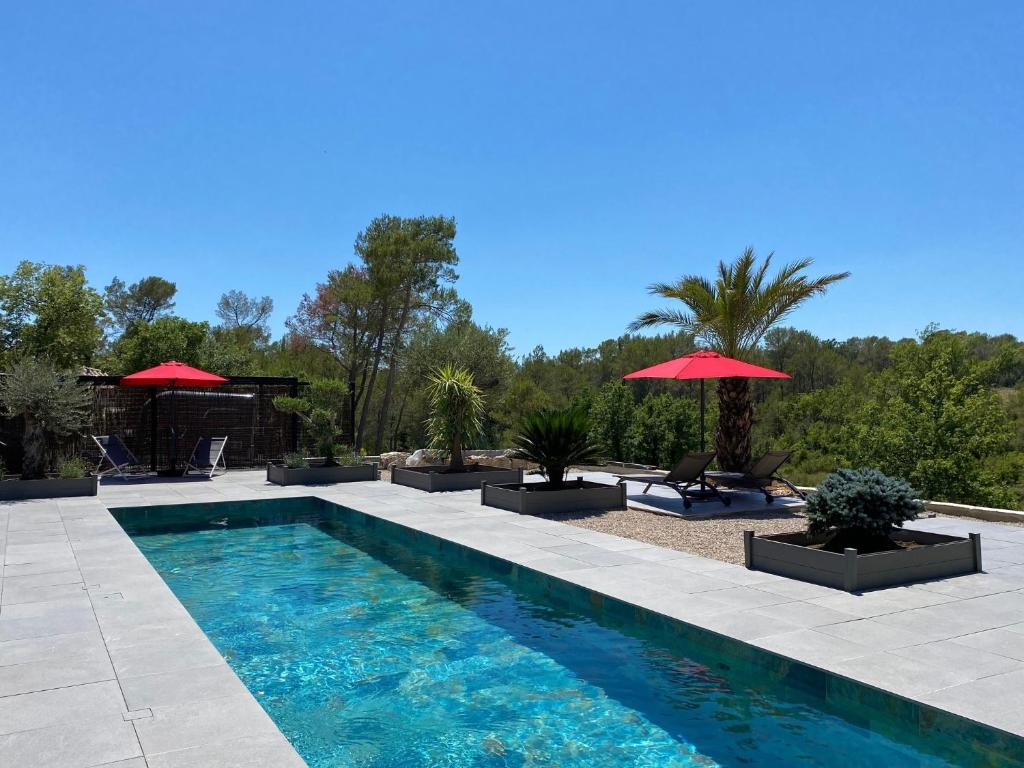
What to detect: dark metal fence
<box><xmin>1</xmin><ymin>375</ymin><xmax>302</xmax><ymax>474</ymax></box>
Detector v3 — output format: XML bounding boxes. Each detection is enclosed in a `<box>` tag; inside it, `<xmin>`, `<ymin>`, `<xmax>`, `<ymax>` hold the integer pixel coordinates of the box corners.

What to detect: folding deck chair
<box><xmin>92</xmin><ymin>435</ymin><xmax>144</xmax><ymax>478</ymax></box>
<box><xmin>182</xmin><ymin>436</ymin><xmax>228</xmax><ymax>478</ymax></box>
<box><xmin>704</xmin><ymin>450</ymin><xmax>806</xmax><ymax>504</ymax></box>
<box><xmin>615</xmin><ymin>452</ymin><xmax>729</xmax><ymax>509</ymax></box>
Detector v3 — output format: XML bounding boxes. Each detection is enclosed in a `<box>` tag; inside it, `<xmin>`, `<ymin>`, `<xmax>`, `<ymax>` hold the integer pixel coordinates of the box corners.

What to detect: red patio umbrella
<box><xmin>121</xmin><ymin>361</ymin><xmax>228</xmax><ymax>474</ymax></box>
<box><xmin>623</xmin><ymin>350</ymin><xmax>789</xmax><ymax>453</ymax></box>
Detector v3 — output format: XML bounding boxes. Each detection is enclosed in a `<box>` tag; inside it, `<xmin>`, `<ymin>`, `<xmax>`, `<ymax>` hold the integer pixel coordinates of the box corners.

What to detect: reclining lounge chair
<box><xmin>704</xmin><ymin>450</ymin><xmax>805</xmax><ymax>504</ymax></box>
<box><xmin>615</xmin><ymin>452</ymin><xmax>729</xmax><ymax>509</ymax></box>
<box><xmin>183</xmin><ymin>436</ymin><xmax>228</xmax><ymax>478</ymax></box>
<box><xmin>92</xmin><ymin>435</ymin><xmax>144</xmax><ymax>478</ymax></box>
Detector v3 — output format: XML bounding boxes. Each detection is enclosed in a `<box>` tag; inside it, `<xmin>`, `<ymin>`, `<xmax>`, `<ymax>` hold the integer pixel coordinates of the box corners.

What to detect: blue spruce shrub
<box><xmin>806</xmin><ymin>468</ymin><xmax>924</xmax><ymax>551</ymax></box>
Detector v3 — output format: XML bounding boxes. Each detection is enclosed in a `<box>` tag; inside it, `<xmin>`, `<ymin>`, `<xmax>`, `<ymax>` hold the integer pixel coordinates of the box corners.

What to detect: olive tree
<box><xmin>0</xmin><ymin>358</ymin><xmax>92</xmax><ymax>479</ymax></box>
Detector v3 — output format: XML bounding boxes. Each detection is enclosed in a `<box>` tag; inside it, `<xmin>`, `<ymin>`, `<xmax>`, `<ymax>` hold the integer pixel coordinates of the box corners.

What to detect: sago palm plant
<box><xmin>425</xmin><ymin>364</ymin><xmax>485</xmax><ymax>472</ymax></box>
<box><xmin>629</xmin><ymin>248</ymin><xmax>849</xmax><ymax>470</ymax></box>
<box><xmin>509</xmin><ymin>406</ymin><xmax>603</xmax><ymax>489</ymax></box>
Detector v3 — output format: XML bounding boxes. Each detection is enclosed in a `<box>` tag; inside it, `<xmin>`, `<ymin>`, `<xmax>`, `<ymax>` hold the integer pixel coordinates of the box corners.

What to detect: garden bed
<box><xmin>482</xmin><ymin>479</ymin><xmax>626</xmax><ymax>515</ymax></box>
<box><xmin>267</xmin><ymin>460</ymin><xmax>378</xmax><ymax>486</ymax></box>
<box><xmin>744</xmin><ymin>528</ymin><xmax>982</xmax><ymax>591</ymax></box>
<box><xmin>391</xmin><ymin>464</ymin><xmax>522</xmax><ymax>492</ymax></box>
<box><xmin>0</xmin><ymin>475</ymin><xmax>98</xmax><ymax>501</ymax></box>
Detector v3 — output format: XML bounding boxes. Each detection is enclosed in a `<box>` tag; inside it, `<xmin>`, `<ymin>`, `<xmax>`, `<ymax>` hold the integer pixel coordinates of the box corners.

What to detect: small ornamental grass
<box><xmin>283</xmin><ymin>452</ymin><xmax>310</xmax><ymax>469</ymax></box>
<box><xmin>56</xmin><ymin>456</ymin><xmax>88</xmax><ymax>479</ymax></box>
<box><xmin>806</xmin><ymin>468</ymin><xmax>924</xmax><ymax>552</ymax></box>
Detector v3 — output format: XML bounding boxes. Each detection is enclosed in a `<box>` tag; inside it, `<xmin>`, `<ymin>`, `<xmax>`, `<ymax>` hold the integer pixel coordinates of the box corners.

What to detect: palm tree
<box><xmin>628</xmin><ymin>248</ymin><xmax>849</xmax><ymax>470</ymax></box>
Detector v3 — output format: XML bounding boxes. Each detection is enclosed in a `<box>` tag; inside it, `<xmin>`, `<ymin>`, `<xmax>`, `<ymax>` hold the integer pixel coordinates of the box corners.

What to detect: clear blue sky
<box><xmin>1</xmin><ymin>1</ymin><xmax>1021</xmax><ymax>356</ymax></box>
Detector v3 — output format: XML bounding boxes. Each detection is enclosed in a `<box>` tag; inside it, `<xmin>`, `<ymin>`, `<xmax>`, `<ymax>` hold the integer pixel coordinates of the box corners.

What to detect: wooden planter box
<box><xmin>267</xmin><ymin>461</ymin><xmax>378</xmax><ymax>486</ymax></box>
<box><xmin>391</xmin><ymin>465</ymin><xmax>522</xmax><ymax>492</ymax></box>
<box><xmin>744</xmin><ymin>528</ymin><xmax>982</xmax><ymax>592</ymax></box>
<box><xmin>482</xmin><ymin>479</ymin><xmax>627</xmax><ymax>515</ymax></box>
<box><xmin>0</xmin><ymin>475</ymin><xmax>98</xmax><ymax>501</ymax></box>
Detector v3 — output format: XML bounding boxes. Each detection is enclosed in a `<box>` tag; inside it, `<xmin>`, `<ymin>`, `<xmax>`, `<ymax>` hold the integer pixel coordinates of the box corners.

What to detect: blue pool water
<box><xmin>122</xmin><ymin>502</ymin><xmax>1000</xmax><ymax>768</ymax></box>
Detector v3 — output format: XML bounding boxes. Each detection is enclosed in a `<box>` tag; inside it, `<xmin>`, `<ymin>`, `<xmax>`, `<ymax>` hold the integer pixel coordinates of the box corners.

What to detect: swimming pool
<box><xmin>114</xmin><ymin>498</ymin><xmax>1023</xmax><ymax>768</ymax></box>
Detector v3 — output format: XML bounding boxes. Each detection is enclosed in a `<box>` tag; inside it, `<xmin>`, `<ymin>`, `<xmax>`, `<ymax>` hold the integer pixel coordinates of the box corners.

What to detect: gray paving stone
<box><xmin>690</xmin><ymin>610</ymin><xmax>804</xmax><ymax>641</ymax></box>
<box><xmin>746</xmin><ymin>600</ymin><xmax>858</xmax><ymax>628</ymax></box>
<box><xmin>145</xmin><ymin>734</ymin><xmax>306</xmax><ymax>767</ymax></box>
<box><xmin>700</xmin><ymin>586</ymin><xmax>792</xmax><ymax>610</ymax></box>
<box><xmin>814</xmin><ymin>618</ymin><xmax>927</xmax><ymax>650</ymax></box>
<box><xmin>921</xmin><ymin>668</ymin><xmax>1024</xmax><ymax>735</ymax></box>
<box><xmin>1</xmin><ymin>568</ymin><xmax>85</xmax><ymax>589</ymax></box>
<box><xmin>753</xmin><ymin>628</ymin><xmax>874</xmax><ymax>665</ymax></box>
<box><xmin>0</xmin><ymin>716</ymin><xmax>141</xmax><ymax>768</ymax></box>
<box><xmin>120</xmin><ymin>663</ymin><xmax>250</xmax><ymax>710</ymax></box>
<box><xmin>133</xmin><ymin>693</ymin><xmax>288</xmax><ymax>755</ymax></box>
<box><xmin>831</xmin><ymin>652</ymin><xmax>977</xmax><ymax>698</ymax></box>
<box><xmin>0</xmin><ymin>680</ymin><xmax>126</xmax><ymax>735</ymax></box>
<box><xmin>0</xmin><ymin>629</ymin><xmax>107</xmax><ymax>667</ymax></box>
<box><xmin>888</xmin><ymin>638</ymin><xmax>1023</xmax><ymax>678</ymax></box>
<box><xmin>108</xmin><ymin>633</ymin><xmax>226</xmax><ymax>678</ymax></box>
<box><xmin>947</xmin><ymin>628</ymin><xmax>1024</xmax><ymax>661</ymax></box>
<box><xmin>0</xmin><ymin>647</ymin><xmax>115</xmax><ymax>697</ymax></box>
<box><xmin>2</xmin><ymin>581</ymin><xmax>88</xmax><ymax>605</ymax></box>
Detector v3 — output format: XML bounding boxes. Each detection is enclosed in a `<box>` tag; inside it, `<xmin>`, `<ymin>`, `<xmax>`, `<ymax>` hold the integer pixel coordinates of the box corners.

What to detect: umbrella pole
<box><xmin>170</xmin><ymin>386</ymin><xmax>177</xmax><ymax>473</ymax></box>
<box><xmin>700</xmin><ymin>378</ymin><xmax>705</xmax><ymax>452</ymax></box>
<box><xmin>699</xmin><ymin>378</ymin><xmax>707</xmax><ymax>491</ymax></box>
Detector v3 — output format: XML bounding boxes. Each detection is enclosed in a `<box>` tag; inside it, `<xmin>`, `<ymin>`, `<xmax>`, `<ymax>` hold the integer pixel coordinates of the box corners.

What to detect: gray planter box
<box><xmin>482</xmin><ymin>479</ymin><xmax>627</xmax><ymax>515</ymax></box>
<box><xmin>267</xmin><ymin>461</ymin><xmax>378</xmax><ymax>486</ymax></box>
<box><xmin>0</xmin><ymin>475</ymin><xmax>98</xmax><ymax>501</ymax></box>
<box><xmin>744</xmin><ymin>528</ymin><xmax>982</xmax><ymax>592</ymax></box>
<box><xmin>392</xmin><ymin>465</ymin><xmax>522</xmax><ymax>493</ymax></box>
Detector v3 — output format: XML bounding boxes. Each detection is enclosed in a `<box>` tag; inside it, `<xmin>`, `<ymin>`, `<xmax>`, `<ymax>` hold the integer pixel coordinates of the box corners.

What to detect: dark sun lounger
<box><xmin>704</xmin><ymin>450</ymin><xmax>806</xmax><ymax>504</ymax></box>
<box><xmin>615</xmin><ymin>452</ymin><xmax>730</xmax><ymax>509</ymax></box>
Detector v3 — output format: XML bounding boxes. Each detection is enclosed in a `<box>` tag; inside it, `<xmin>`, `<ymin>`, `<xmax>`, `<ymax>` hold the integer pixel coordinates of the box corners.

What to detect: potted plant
<box><xmin>0</xmin><ymin>358</ymin><xmax>97</xmax><ymax>500</ymax></box>
<box><xmin>481</xmin><ymin>406</ymin><xmax>626</xmax><ymax>514</ymax></box>
<box><xmin>392</xmin><ymin>364</ymin><xmax>522</xmax><ymax>492</ymax></box>
<box><xmin>745</xmin><ymin>468</ymin><xmax>982</xmax><ymax>591</ymax></box>
<box><xmin>267</xmin><ymin>379</ymin><xmax>377</xmax><ymax>485</ymax></box>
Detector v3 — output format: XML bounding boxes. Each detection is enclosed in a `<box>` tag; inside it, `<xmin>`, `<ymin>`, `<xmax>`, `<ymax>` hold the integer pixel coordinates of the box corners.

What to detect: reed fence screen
<box><xmin>0</xmin><ymin>375</ymin><xmax>302</xmax><ymax>474</ymax></box>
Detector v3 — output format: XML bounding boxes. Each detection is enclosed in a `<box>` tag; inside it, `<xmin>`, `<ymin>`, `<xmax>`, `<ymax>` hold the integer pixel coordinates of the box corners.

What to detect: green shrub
<box><xmin>626</xmin><ymin>393</ymin><xmax>699</xmax><ymax>468</ymax></box>
<box><xmin>806</xmin><ymin>468</ymin><xmax>923</xmax><ymax>551</ymax></box>
<box><xmin>56</xmin><ymin>456</ymin><xmax>88</xmax><ymax>479</ymax></box>
<box><xmin>589</xmin><ymin>381</ymin><xmax>634</xmax><ymax>461</ymax></box>
<box><xmin>509</xmin><ymin>406</ymin><xmax>603</xmax><ymax>489</ymax></box>
<box><xmin>284</xmin><ymin>452</ymin><xmax>309</xmax><ymax>469</ymax></box>
<box><xmin>273</xmin><ymin>378</ymin><xmax>348</xmax><ymax>466</ymax></box>
<box><xmin>331</xmin><ymin>446</ymin><xmax>362</xmax><ymax>466</ymax></box>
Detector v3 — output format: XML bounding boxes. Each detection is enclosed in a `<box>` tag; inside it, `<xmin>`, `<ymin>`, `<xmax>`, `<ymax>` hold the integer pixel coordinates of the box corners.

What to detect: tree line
<box><xmin>2</xmin><ymin>218</ymin><xmax>1022</xmax><ymax>507</ymax></box>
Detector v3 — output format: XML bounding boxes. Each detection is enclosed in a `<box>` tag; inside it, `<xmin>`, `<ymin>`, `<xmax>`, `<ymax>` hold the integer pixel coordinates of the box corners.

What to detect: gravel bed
<box><xmin>536</xmin><ymin>507</ymin><xmax>809</xmax><ymax>565</ymax></box>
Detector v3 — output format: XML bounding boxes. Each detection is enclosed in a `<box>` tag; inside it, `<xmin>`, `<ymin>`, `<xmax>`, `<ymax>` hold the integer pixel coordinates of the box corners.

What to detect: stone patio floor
<box><xmin>3</xmin><ymin>469</ymin><xmax>1024</xmax><ymax>766</ymax></box>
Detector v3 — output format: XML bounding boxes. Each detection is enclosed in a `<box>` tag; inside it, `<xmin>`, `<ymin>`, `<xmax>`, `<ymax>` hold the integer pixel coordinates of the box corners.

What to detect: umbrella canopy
<box><xmin>121</xmin><ymin>360</ymin><xmax>227</xmax><ymax>388</ymax></box>
<box><xmin>623</xmin><ymin>350</ymin><xmax>790</xmax><ymax>382</ymax></box>
<box><xmin>120</xmin><ymin>361</ymin><xmax>227</xmax><ymax>474</ymax></box>
<box><xmin>623</xmin><ymin>350</ymin><xmax>789</xmax><ymax>453</ymax></box>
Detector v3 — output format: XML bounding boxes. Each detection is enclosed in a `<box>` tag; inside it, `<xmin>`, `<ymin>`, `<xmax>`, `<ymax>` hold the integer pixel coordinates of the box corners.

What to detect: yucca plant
<box><xmin>629</xmin><ymin>248</ymin><xmax>849</xmax><ymax>470</ymax></box>
<box><xmin>273</xmin><ymin>378</ymin><xmax>349</xmax><ymax>466</ymax></box>
<box><xmin>509</xmin><ymin>406</ymin><xmax>603</xmax><ymax>489</ymax></box>
<box><xmin>425</xmin><ymin>364</ymin><xmax>485</xmax><ymax>472</ymax></box>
